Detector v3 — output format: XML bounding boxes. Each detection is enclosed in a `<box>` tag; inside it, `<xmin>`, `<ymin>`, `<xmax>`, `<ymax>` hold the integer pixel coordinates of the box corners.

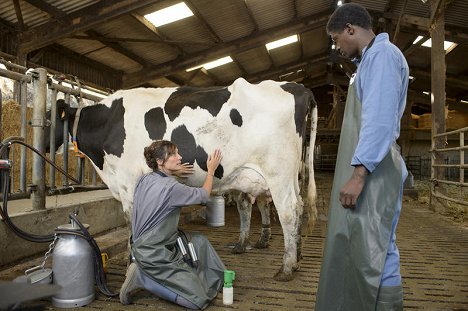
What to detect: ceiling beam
<box><xmin>12</xmin><ymin>0</ymin><xmax>25</xmax><ymax>31</ymax></box>
<box><xmin>185</xmin><ymin>0</ymin><xmax>221</xmax><ymax>43</ymax></box>
<box><xmin>243</xmin><ymin>52</ymin><xmax>329</xmax><ymax>83</ymax></box>
<box><xmin>130</xmin><ymin>13</ymin><xmax>186</xmax><ymax>56</ymax></box>
<box><xmin>123</xmin><ymin>9</ymin><xmax>333</xmax><ymax>88</ymax></box>
<box><xmin>84</xmin><ymin>30</ymin><xmax>151</xmax><ymax>67</ymax></box>
<box><xmin>411</xmin><ymin>68</ymin><xmax>468</xmax><ymax>90</ymax></box>
<box><xmin>23</xmin><ymin>0</ymin><xmax>68</xmax><ymax>20</ymax></box>
<box><xmin>18</xmin><ymin>0</ymin><xmax>163</xmax><ymax>54</ymax></box>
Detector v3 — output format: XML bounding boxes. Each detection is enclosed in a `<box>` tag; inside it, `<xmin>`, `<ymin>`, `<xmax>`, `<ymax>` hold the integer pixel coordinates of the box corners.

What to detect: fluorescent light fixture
<box><xmin>337</xmin><ymin>0</ymin><xmax>343</xmax><ymax>6</ymax></box>
<box><xmin>461</xmin><ymin>99</ymin><xmax>468</xmax><ymax>104</ymax></box>
<box><xmin>266</xmin><ymin>35</ymin><xmax>298</xmax><ymax>50</ymax></box>
<box><xmin>413</xmin><ymin>35</ymin><xmax>424</xmax><ymax>44</ymax></box>
<box><xmin>186</xmin><ymin>56</ymin><xmax>233</xmax><ymax>71</ymax></box>
<box><xmin>421</xmin><ymin>39</ymin><xmax>456</xmax><ymax>50</ymax></box>
<box><xmin>144</xmin><ymin>2</ymin><xmax>193</xmax><ymax>27</ymax></box>
<box><xmin>423</xmin><ymin>91</ymin><xmax>430</xmax><ymax>95</ymax></box>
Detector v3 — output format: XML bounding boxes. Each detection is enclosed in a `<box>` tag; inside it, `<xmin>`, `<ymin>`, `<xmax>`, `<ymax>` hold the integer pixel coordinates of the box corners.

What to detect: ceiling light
<box><xmin>331</xmin><ymin>44</ymin><xmax>336</xmax><ymax>50</ymax></box>
<box><xmin>423</xmin><ymin>91</ymin><xmax>430</xmax><ymax>95</ymax></box>
<box><xmin>461</xmin><ymin>99</ymin><xmax>468</xmax><ymax>104</ymax></box>
<box><xmin>413</xmin><ymin>36</ymin><xmax>424</xmax><ymax>44</ymax></box>
<box><xmin>266</xmin><ymin>35</ymin><xmax>298</xmax><ymax>50</ymax></box>
<box><xmin>337</xmin><ymin>1</ymin><xmax>343</xmax><ymax>6</ymax></box>
<box><xmin>420</xmin><ymin>39</ymin><xmax>458</xmax><ymax>53</ymax></box>
<box><xmin>186</xmin><ymin>56</ymin><xmax>233</xmax><ymax>71</ymax></box>
<box><xmin>144</xmin><ymin>2</ymin><xmax>193</xmax><ymax>27</ymax></box>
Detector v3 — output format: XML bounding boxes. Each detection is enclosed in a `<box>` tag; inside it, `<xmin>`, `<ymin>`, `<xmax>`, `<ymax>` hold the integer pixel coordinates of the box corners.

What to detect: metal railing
<box><xmin>431</xmin><ymin>127</ymin><xmax>468</xmax><ymax>207</ymax></box>
<box><xmin>0</xmin><ymin>60</ymin><xmax>109</xmax><ymax>209</ymax></box>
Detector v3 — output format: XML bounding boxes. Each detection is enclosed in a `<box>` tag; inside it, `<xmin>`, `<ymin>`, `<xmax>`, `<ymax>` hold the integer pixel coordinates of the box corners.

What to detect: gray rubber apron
<box><xmin>132</xmin><ymin>209</ymin><xmax>225</xmax><ymax>310</ymax></box>
<box><xmin>315</xmin><ymin>80</ymin><xmax>403</xmax><ymax>310</ymax></box>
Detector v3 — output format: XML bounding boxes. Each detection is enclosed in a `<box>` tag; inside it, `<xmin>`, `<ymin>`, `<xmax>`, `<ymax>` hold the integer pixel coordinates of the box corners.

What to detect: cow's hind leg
<box><xmin>254</xmin><ymin>197</ymin><xmax>271</xmax><ymax>249</ymax></box>
<box><xmin>232</xmin><ymin>192</ymin><xmax>252</xmax><ymax>254</ymax></box>
<box><xmin>272</xmin><ymin>192</ymin><xmax>303</xmax><ymax>282</ymax></box>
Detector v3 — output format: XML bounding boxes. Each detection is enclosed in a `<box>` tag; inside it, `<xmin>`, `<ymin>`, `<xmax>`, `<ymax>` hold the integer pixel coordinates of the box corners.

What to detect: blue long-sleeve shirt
<box><xmin>351</xmin><ymin>33</ymin><xmax>409</xmax><ymax>172</ymax></box>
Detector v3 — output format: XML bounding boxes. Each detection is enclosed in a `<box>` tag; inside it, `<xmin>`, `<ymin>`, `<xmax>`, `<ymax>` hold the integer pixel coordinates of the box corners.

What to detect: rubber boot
<box><xmin>375</xmin><ymin>285</ymin><xmax>403</xmax><ymax>311</ymax></box>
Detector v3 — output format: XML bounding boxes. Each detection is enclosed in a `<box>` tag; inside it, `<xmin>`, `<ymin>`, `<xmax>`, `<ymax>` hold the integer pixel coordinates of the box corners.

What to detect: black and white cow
<box><xmin>48</xmin><ymin>78</ymin><xmax>318</xmax><ymax>281</ymax></box>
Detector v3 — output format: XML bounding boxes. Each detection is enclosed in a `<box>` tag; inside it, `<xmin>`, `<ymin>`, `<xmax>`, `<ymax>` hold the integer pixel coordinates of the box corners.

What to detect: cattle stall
<box><xmin>0</xmin><ymin>172</ymin><xmax>466</xmax><ymax>310</ymax></box>
<box><xmin>0</xmin><ymin>64</ymin><xmax>108</xmax><ymax>207</ymax></box>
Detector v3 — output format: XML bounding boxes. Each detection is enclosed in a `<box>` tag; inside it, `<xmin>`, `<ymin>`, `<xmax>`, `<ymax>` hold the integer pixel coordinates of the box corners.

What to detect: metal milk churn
<box><xmin>52</xmin><ymin>221</ymin><xmax>95</xmax><ymax>308</ymax></box>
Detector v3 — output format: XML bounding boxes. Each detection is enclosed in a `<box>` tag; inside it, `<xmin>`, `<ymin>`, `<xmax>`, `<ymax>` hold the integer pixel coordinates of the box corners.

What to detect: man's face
<box><xmin>330</xmin><ymin>24</ymin><xmax>359</xmax><ymax>59</ymax></box>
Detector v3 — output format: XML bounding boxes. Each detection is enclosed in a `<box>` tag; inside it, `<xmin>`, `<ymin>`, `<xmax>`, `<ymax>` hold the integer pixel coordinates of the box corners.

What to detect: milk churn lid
<box><xmin>57</xmin><ymin>223</ymin><xmax>90</xmax><ymax>231</ymax></box>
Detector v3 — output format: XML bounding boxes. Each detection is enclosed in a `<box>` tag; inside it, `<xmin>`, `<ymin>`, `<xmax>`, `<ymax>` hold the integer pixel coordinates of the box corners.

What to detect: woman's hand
<box><xmin>207</xmin><ymin>149</ymin><xmax>222</xmax><ymax>176</ymax></box>
<box><xmin>174</xmin><ymin>163</ymin><xmax>195</xmax><ymax>178</ymax></box>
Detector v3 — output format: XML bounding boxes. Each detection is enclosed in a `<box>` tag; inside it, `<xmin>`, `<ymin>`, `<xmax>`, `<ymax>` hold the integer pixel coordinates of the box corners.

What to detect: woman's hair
<box><xmin>143</xmin><ymin>140</ymin><xmax>177</xmax><ymax>171</ymax></box>
<box><xmin>326</xmin><ymin>3</ymin><xmax>373</xmax><ymax>34</ymax></box>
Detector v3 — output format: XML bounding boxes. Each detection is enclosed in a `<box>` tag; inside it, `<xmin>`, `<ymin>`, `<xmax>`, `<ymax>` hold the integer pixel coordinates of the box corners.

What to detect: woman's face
<box><xmin>159</xmin><ymin>148</ymin><xmax>182</xmax><ymax>174</ymax></box>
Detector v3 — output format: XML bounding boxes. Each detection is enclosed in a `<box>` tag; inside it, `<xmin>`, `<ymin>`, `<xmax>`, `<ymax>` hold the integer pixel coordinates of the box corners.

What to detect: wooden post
<box><xmin>430</xmin><ymin>0</ymin><xmax>447</xmax><ymax>211</ymax></box>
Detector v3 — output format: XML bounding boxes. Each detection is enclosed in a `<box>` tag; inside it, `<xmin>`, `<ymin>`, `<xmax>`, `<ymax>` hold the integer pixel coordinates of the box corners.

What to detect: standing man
<box><xmin>315</xmin><ymin>3</ymin><xmax>408</xmax><ymax>311</ymax></box>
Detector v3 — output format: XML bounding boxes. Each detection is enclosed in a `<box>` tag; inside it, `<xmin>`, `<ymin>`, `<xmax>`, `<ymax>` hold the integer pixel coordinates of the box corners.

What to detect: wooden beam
<box><xmin>18</xmin><ymin>0</ymin><xmax>163</xmax><ymax>53</ymax></box>
<box><xmin>185</xmin><ymin>0</ymin><xmax>221</xmax><ymax>43</ymax></box>
<box><xmin>23</xmin><ymin>0</ymin><xmax>68</xmax><ymax>20</ymax></box>
<box><xmin>122</xmin><ymin>9</ymin><xmax>333</xmax><ymax>88</ymax></box>
<box><xmin>12</xmin><ymin>0</ymin><xmax>25</xmax><ymax>31</ymax></box>
<box><xmin>130</xmin><ymin>13</ymin><xmax>185</xmax><ymax>56</ymax></box>
<box><xmin>411</xmin><ymin>68</ymin><xmax>468</xmax><ymax>90</ymax></box>
<box><xmin>84</xmin><ymin>30</ymin><xmax>151</xmax><ymax>67</ymax></box>
<box><xmin>247</xmin><ymin>53</ymin><xmax>329</xmax><ymax>83</ymax></box>
<box><xmin>392</xmin><ymin>0</ymin><xmax>409</xmax><ymax>43</ymax></box>
<box><xmin>430</xmin><ymin>0</ymin><xmax>446</xmax><ymax>185</ymax></box>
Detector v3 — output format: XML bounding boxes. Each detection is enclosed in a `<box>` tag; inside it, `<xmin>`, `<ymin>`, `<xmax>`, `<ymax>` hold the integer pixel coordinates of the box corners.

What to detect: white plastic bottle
<box><xmin>222</xmin><ymin>270</ymin><xmax>235</xmax><ymax>305</ymax></box>
<box><xmin>223</xmin><ymin>286</ymin><xmax>233</xmax><ymax>305</ymax></box>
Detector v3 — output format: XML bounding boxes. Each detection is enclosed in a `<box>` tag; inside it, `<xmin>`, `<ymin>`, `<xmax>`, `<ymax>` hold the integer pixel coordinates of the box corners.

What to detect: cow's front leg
<box><xmin>232</xmin><ymin>192</ymin><xmax>252</xmax><ymax>254</ymax></box>
<box><xmin>254</xmin><ymin>198</ymin><xmax>271</xmax><ymax>249</ymax></box>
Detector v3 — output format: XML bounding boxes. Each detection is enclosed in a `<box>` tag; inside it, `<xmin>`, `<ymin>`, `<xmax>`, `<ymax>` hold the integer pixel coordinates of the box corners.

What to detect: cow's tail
<box><xmin>305</xmin><ymin>100</ymin><xmax>318</xmax><ymax>235</ymax></box>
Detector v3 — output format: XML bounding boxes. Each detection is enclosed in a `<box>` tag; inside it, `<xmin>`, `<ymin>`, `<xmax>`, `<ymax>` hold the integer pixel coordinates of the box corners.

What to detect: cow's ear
<box><xmin>56</xmin><ymin>99</ymin><xmax>69</xmax><ymax>120</ymax></box>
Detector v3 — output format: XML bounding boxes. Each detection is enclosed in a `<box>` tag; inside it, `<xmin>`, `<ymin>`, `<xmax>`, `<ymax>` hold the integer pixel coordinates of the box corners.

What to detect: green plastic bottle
<box><xmin>223</xmin><ymin>270</ymin><xmax>235</xmax><ymax>305</ymax></box>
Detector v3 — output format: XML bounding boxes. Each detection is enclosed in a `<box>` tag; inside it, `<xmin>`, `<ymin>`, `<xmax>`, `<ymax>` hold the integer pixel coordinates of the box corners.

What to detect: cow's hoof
<box><xmin>254</xmin><ymin>239</ymin><xmax>269</xmax><ymax>249</ymax></box>
<box><xmin>231</xmin><ymin>243</ymin><xmax>246</xmax><ymax>254</ymax></box>
<box><xmin>273</xmin><ymin>269</ymin><xmax>294</xmax><ymax>282</ymax></box>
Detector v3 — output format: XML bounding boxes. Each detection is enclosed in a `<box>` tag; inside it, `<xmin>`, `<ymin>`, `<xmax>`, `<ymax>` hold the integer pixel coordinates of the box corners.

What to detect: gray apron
<box><xmin>315</xmin><ymin>80</ymin><xmax>403</xmax><ymax>310</ymax></box>
<box><xmin>132</xmin><ymin>209</ymin><xmax>225</xmax><ymax>310</ymax></box>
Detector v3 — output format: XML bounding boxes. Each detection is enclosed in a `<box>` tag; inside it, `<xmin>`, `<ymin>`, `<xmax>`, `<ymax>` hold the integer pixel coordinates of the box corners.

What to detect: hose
<box><xmin>0</xmin><ymin>137</ymin><xmax>80</xmax><ymax>242</ymax></box>
<box><xmin>68</xmin><ymin>213</ymin><xmax>118</xmax><ymax>297</ymax></box>
<box><xmin>0</xmin><ymin>137</ymin><xmax>117</xmax><ymax>297</ymax></box>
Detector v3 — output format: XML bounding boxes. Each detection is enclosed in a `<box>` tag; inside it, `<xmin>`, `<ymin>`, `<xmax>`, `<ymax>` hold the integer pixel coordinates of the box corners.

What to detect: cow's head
<box><xmin>45</xmin><ymin>99</ymin><xmax>77</xmax><ymax>153</ymax></box>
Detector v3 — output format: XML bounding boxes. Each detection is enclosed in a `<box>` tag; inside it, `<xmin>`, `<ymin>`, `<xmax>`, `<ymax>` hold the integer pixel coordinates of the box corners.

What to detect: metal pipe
<box><xmin>49</xmin><ymin>83</ymin><xmax>104</xmax><ymax>102</ymax></box>
<box><xmin>62</xmin><ymin>93</ymin><xmax>70</xmax><ymax>187</ymax></box>
<box><xmin>0</xmin><ymin>68</ymin><xmax>31</xmax><ymax>82</ymax></box>
<box><xmin>19</xmin><ymin>81</ymin><xmax>27</xmax><ymax>192</ymax></box>
<box><xmin>49</xmin><ymin>89</ymin><xmax>58</xmax><ymax>189</ymax></box>
<box><xmin>433</xmin><ymin>127</ymin><xmax>468</xmax><ymax>137</ymax></box>
<box><xmin>0</xmin><ymin>58</ymin><xmax>28</xmax><ymax>72</ymax></box>
<box><xmin>31</xmin><ymin>68</ymin><xmax>47</xmax><ymax>210</ymax></box>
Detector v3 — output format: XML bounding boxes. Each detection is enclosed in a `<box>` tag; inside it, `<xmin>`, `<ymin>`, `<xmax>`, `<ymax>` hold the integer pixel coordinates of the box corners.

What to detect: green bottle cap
<box><xmin>224</xmin><ymin>270</ymin><xmax>235</xmax><ymax>288</ymax></box>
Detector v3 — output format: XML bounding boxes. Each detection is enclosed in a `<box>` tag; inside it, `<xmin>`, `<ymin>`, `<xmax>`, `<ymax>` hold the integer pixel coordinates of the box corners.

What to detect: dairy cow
<box><xmin>48</xmin><ymin>78</ymin><xmax>318</xmax><ymax>281</ymax></box>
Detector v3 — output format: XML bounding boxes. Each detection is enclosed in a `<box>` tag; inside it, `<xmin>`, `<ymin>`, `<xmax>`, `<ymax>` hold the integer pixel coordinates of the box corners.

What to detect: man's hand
<box><xmin>174</xmin><ymin>163</ymin><xmax>195</xmax><ymax>178</ymax></box>
<box><xmin>339</xmin><ymin>165</ymin><xmax>368</xmax><ymax>209</ymax></box>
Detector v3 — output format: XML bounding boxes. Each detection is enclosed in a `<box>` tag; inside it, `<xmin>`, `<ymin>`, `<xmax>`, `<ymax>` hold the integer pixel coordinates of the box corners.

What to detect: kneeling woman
<box><xmin>120</xmin><ymin>140</ymin><xmax>225</xmax><ymax>309</ymax></box>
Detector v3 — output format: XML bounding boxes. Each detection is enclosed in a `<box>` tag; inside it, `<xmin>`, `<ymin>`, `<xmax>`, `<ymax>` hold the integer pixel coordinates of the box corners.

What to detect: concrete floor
<box><xmin>1</xmin><ymin>172</ymin><xmax>467</xmax><ymax>310</ymax></box>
